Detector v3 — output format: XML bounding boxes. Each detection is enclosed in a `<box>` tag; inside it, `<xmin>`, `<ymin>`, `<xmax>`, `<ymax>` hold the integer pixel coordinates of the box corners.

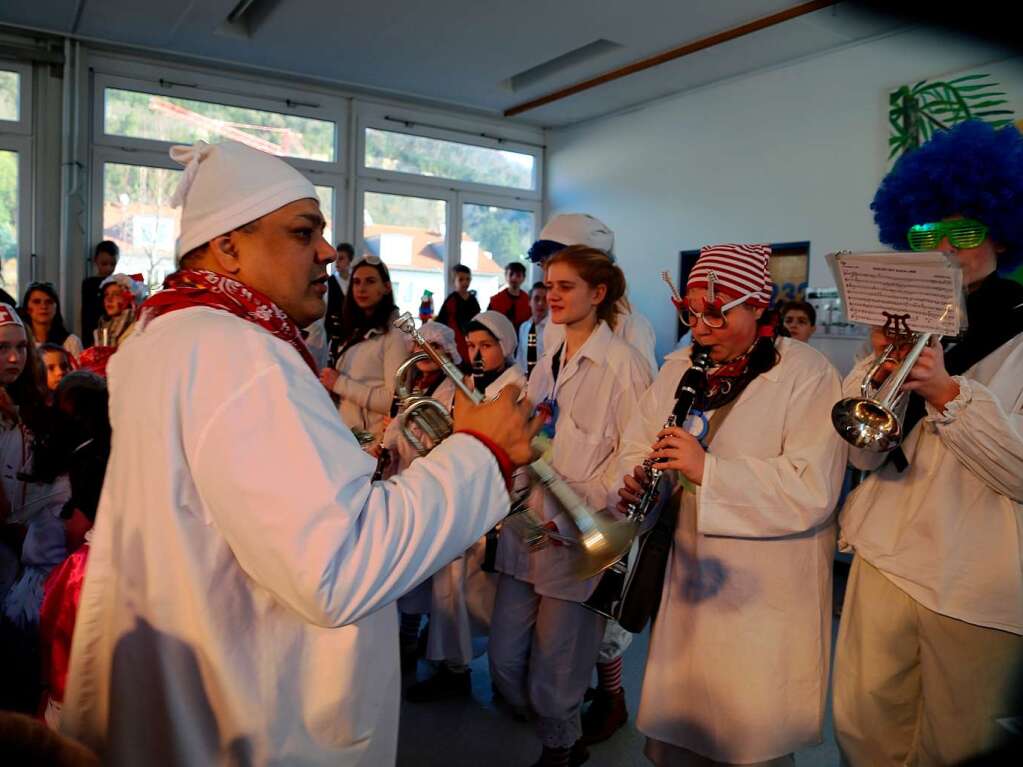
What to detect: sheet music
<box><xmin>827</xmin><ymin>251</ymin><xmax>965</xmax><ymax>336</ymax></box>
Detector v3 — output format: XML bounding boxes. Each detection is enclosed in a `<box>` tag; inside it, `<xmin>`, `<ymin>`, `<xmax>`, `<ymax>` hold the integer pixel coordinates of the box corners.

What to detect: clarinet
<box><xmin>584</xmin><ymin>348</ymin><xmax>712</xmax><ymax>620</ymax></box>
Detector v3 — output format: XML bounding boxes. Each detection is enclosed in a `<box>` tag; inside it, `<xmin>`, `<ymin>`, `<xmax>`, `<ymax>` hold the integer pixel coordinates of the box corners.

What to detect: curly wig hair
<box><xmin>871</xmin><ymin>120</ymin><xmax>1023</xmax><ymax>270</ymax></box>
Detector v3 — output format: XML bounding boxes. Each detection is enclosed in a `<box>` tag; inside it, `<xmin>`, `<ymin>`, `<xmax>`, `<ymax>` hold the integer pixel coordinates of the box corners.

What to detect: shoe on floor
<box><xmin>405</xmin><ymin>665</ymin><xmax>471</xmax><ymax>703</ymax></box>
<box><xmin>580</xmin><ymin>688</ymin><xmax>628</xmax><ymax>745</ymax></box>
<box><xmin>529</xmin><ymin>740</ymin><xmax>589</xmax><ymax>767</ymax></box>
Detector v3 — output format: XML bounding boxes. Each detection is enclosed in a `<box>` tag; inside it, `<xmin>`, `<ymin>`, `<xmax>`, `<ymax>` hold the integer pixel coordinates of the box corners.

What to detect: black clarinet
<box><xmin>584</xmin><ymin>349</ymin><xmax>712</xmax><ymax>623</ymax></box>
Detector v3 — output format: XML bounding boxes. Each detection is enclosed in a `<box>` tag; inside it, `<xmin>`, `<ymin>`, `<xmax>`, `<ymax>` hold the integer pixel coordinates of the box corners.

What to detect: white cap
<box><xmin>416</xmin><ymin>320</ymin><xmax>462</xmax><ymax>365</ymax></box>
<box><xmin>100</xmin><ymin>273</ymin><xmax>149</xmax><ymax>305</ymax></box>
<box><xmin>538</xmin><ymin>213</ymin><xmax>614</xmax><ymax>253</ymax></box>
<box><xmin>469</xmin><ymin>310</ymin><xmax>517</xmax><ymax>361</ymax></box>
<box><xmin>170</xmin><ymin>140</ymin><xmax>317</xmax><ymax>259</ymax></box>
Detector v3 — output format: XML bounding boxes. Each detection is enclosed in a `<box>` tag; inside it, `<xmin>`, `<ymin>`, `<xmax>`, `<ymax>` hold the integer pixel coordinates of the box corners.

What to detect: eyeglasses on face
<box><xmin>678</xmin><ymin>291</ymin><xmax>755</xmax><ymax>329</ymax></box>
<box><xmin>907</xmin><ymin>218</ymin><xmax>988</xmax><ymax>251</ymax></box>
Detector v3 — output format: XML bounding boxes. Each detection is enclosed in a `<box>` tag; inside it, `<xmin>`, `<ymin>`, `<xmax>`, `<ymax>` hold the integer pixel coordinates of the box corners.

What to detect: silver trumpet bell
<box><xmin>392</xmin><ymin>312</ymin><xmax>634</xmax><ymax>579</ymax></box>
<box><xmin>831</xmin><ymin>332</ymin><xmax>933</xmax><ymax>452</ymax></box>
<box><xmin>393</xmin><ymin>352</ymin><xmax>454</xmax><ymax>456</ymax></box>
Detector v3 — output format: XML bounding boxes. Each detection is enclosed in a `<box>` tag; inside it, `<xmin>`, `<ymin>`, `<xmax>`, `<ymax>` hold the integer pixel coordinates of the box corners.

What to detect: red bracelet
<box><xmin>456</xmin><ymin>429</ymin><xmax>515</xmax><ymax>490</ymax></box>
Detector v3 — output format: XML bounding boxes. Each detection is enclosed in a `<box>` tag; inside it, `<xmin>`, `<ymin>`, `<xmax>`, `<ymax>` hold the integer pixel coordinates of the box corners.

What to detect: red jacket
<box><xmin>487</xmin><ymin>288</ymin><xmax>531</xmax><ymax>331</ymax></box>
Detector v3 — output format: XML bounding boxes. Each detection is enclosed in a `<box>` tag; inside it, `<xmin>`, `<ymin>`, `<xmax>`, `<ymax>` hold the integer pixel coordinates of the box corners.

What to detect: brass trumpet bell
<box><xmin>573</xmin><ymin>513</ymin><xmax>638</xmax><ymax>580</ymax></box>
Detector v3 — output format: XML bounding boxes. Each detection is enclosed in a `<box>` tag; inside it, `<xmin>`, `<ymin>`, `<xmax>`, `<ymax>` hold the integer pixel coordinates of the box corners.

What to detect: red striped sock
<box><xmin>596</xmin><ymin>657</ymin><xmax>623</xmax><ymax>695</ymax></box>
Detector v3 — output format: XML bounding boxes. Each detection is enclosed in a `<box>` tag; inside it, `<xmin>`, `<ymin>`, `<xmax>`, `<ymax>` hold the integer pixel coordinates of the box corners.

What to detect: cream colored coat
<box><xmin>331</xmin><ymin>318</ymin><xmax>407</xmax><ymax>438</ymax></box>
<box><xmin>618</xmin><ymin>339</ymin><xmax>846</xmax><ymax>763</ymax></box>
<box><xmin>497</xmin><ymin>321</ymin><xmax>652</xmax><ymax>602</ymax></box>
<box><xmin>60</xmin><ymin>307</ymin><xmax>511</xmax><ymax>766</ymax></box>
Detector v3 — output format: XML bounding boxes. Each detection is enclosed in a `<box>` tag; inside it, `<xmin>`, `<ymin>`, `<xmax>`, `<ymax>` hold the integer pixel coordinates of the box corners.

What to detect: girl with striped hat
<box><xmin>614</xmin><ymin>243</ymin><xmax>847</xmax><ymax>766</ymax></box>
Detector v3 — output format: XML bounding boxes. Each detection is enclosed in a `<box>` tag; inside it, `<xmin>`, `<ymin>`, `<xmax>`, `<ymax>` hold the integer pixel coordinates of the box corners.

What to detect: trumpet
<box><xmin>831</xmin><ymin>317</ymin><xmax>935</xmax><ymax>452</ymax></box>
<box><xmin>584</xmin><ymin>347</ymin><xmax>711</xmax><ymax>619</ymax></box>
<box><xmin>393</xmin><ymin>353</ymin><xmax>455</xmax><ymax>456</ymax></box>
<box><xmin>393</xmin><ymin>312</ymin><xmax>634</xmax><ymax>578</ymax></box>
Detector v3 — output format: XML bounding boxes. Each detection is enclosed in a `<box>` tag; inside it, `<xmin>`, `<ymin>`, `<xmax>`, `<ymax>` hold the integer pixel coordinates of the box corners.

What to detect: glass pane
<box><xmin>0</xmin><ymin>70</ymin><xmax>18</xmax><ymax>121</ymax></box>
<box><xmin>104</xmin><ymin>88</ymin><xmax>336</xmax><ymax>162</ymax></box>
<box><xmin>314</xmin><ymin>185</ymin><xmax>334</xmax><ymax>245</ymax></box>
<box><xmin>365</xmin><ymin>128</ymin><xmax>535</xmax><ymax>190</ymax></box>
<box><xmin>461</xmin><ymin>204</ymin><xmax>534</xmax><ymax>311</ymax></box>
<box><xmin>363</xmin><ymin>191</ymin><xmax>447</xmax><ymax>319</ymax></box>
<box><xmin>103</xmin><ymin>163</ymin><xmax>182</xmax><ymax>292</ymax></box>
<box><xmin>0</xmin><ymin>149</ymin><xmax>18</xmax><ymax>300</ymax></box>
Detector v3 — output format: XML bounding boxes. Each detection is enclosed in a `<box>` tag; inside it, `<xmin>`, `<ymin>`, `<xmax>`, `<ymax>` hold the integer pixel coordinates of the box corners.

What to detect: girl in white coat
<box><xmin>615</xmin><ymin>243</ymin><xmax>846</xmax><ymax>767</ymax></box>
<box><xmin>404</xmin><ymin>310</ymin><xmax>525</xmax><ymax>701</ymax></box>
<box><xmin>490</xmin><ymin>246</ymin><xmax>652</xmax><ymax>767</ymax></box>
<box><xmin>319</xmin><ymin>257</ymin><xmax>406</xmax><ymax>439</ymax></box>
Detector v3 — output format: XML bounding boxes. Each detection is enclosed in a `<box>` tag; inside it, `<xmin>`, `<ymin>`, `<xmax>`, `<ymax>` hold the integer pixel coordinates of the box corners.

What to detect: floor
<box><xmin>396</xmin><ymin>567</ymin><xmax>848</xmax><ymax>767</ymax></box>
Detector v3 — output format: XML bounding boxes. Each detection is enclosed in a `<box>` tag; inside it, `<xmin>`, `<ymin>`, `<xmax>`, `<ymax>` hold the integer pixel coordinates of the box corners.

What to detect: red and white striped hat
<box><xmin>687</xmin><ymin>243</ymin><xmax>772</xmax><ymax>308</ymax></box>
<box><xmin>0</xmin><ymin>304</ymin><xmax>24</xmax><ymax>328</ymax></box>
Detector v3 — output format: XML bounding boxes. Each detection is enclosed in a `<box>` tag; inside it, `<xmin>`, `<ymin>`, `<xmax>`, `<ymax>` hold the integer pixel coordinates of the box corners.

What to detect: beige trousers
<box><xmin>645</xmin><ymin>738</ymin><xmax>793</xmax><ymax>766</ymax></box>
<box><xmin>833</xmin><ymin>556</ymin><xmax>1023</xmax><ymax>766</ymax></box>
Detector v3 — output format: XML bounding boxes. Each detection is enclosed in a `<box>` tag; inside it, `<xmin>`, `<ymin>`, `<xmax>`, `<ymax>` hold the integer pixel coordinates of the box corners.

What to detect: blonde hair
<box><xmin>545</xmin><ymin>244</ymin><xmax>628</xmax><ymax>329</ymax></box>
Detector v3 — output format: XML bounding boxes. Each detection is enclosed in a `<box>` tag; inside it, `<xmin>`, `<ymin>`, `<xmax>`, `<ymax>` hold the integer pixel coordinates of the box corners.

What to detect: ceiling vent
<box><xmin>217</xmin><ymin>0</ymin><xmax>281</xmax><ymax>39</ymax></box>
<box><xmin>503</xmin><ymin>39</ymin><xmax>623</xmax><ymax>92</ymax></box>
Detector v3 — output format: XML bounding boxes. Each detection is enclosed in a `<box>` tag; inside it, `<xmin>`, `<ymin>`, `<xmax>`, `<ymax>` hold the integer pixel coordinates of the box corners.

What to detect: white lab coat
<box><xmin>497</xmin><ymin>321</ymin><xmax>652</xmax><ymax>602</ymax></box>
<box><xmin>838</xmin><ymin>332</ymin><xmax>1023</xmax><ymax>634</ymax></box>
<box><xmin>61</xmin><ymin>307</ymin><xmax>511</xmax><ymax>766</ymax></box>
<box><xmin>619</xmin><ymin>338</ymin><xmax>846</xmax><ymax>763</ymax></box>
<box><xmin>331</xmin><ymin>317</ymin><xmax>407</xmax><ymax>438</ymax></box>
<box><xmin>543</xmin><ymin>306</ymin><xmax>657</xmax><ymax>378</ymax></box>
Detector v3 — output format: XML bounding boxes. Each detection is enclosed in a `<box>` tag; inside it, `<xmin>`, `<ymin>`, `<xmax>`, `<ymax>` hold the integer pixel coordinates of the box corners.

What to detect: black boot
<box><xmin>580</xmin><ymin>688</ymin><xmax>628</xmax><ymax>744</ymax></box>
<box><xmin>529</xmin><ymin>740</ymin><xmax>589</xmax><ymax>767</ymax></box>
<box><xmin>405</xmin><ymin>665</ymin><xmax>471</xmax><ymax>703</ymax></box>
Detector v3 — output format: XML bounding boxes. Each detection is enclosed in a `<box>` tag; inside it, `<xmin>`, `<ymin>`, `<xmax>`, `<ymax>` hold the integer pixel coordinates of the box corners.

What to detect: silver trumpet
<box><xmin>393</xmin><ymin>312</ymin><xmax>634</xmax><ymax>578</ymax></box>
<box><xmin>831</xmin><ymin>323</ymin><xmax>934</xmax><ymax>452</ymax></box>
<box><xmin>393</xmin><ymin>353</ymin><xmax>455</xmax><ymax>456</ymax></box>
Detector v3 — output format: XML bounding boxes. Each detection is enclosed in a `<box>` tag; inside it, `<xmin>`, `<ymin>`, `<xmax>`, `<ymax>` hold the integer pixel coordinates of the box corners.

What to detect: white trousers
<box><xmin>489</xmin><ymin>574</ymin><xmax>605</xmax><ymax>748</ymax></box>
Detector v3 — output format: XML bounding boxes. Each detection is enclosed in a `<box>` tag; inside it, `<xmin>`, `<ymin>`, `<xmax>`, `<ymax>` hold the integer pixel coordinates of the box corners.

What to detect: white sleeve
<box><xmin>624</xmin><ymin>312</ymin><xmax>658</xmax><ymax>378</ymax></box>
<box><xmin>333</xmin><ymin>331</ymin><xmax>407</xmax><ymax>416</ymax></box>
<box><xmin>192</xmin><ymin>364</ymin><xmax>509</xmax><ymax>628</ymax></box>
<box><xmin>926</xmin><ymin>375</ymin><xmax>1023</xmax><ymax>502</ymax></box>
<box><xmin>63</xmin><ymin>334</ymin><xmax>84</xmax><ymax>361</ymax></box>
<box><xmin>697</xmin><ymin>367</ymin><xmax>847</xmax><ymax>538</ymax></box>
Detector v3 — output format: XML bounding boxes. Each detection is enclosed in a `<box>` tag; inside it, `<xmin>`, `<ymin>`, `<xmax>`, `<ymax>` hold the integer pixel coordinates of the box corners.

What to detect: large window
<box><xmin>0</xmin><ymin>70</ymin><xmax>18</xmax><ymax>122</ymax></box>
<box><xmin>0</xmin><ymin>149</ymin><xmax>19</xmax><ymax>297</ymax></box>
<box><xmin>365</xmin><ymin>128</ymin><xmax>536</xmax><ymax>191</ymax></box>
<box><xmin>104</xmin><ymin>88</ymin><xmax>336</xmax><ymax>162</ymax></box>
<box><xmin>363</xmin><ymin>191</ymin><xmax>449</xmax><ymax>319</ymax></box>
<box><xmin>461</xmin><ymin>203</ymin><xmax>535</xmax><ymax>310</ymax></box>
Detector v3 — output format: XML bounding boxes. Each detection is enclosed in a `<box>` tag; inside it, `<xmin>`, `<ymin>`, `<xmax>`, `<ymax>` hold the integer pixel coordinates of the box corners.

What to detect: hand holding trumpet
<box><xmin>867</xmin><ymin>328</ymin><xmax>959</xmax><ymax>410</ymax></box>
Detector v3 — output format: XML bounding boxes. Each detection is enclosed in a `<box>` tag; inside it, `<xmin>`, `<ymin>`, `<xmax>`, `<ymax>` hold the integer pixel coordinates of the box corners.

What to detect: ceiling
<box><xmin>0</xmin><ymin>0</ymin><xmax>907</xmax><ymax>127</ymax></box>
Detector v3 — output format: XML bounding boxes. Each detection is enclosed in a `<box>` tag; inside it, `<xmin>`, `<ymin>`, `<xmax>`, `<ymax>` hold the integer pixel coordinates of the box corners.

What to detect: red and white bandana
<box><xmin>0</xmin><ymin>304</ymin><xmax>24</xmax><ymax>328</ymax></box>
<box><xmin>687</xmin><ymin>243</ymin><xmax>771</xmax><ymax>308</ymax></box>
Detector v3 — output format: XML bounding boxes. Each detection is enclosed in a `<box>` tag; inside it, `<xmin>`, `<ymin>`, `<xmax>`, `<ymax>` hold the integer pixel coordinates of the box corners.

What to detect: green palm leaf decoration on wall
<box><xmin>889</xmin><ymin>73</ymin><xmax>1015</xmax><ymax>161</ymax></box>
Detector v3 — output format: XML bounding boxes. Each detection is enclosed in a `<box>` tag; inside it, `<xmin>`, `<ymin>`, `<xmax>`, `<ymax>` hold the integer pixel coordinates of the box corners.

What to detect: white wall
<box><xmin>545</xmin><ymin>26</ymin><xmax>1022</xmax><ymax>361</ymax></box>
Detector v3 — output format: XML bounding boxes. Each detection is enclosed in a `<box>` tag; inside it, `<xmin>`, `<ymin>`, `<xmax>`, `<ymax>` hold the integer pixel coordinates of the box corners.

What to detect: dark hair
<box><xmin>872</xmin><ymin>120</ymin><xmax>1023</xmax><ymax>270</ymax></box>
<box><xmin>544</xmin><ymin>245</ymin><xmax>628</xmax><ymax>329</ymax></box>
<box><xmin>94</xmin><ymin>240</ymin><xmax>119</xmax><ymax>260</ymax></box>
<box><xmin>780</xmin><ymin>300</ymin><xmax>816</xmax><ymax>326</ymax></box>
<box><xmin>39</xmin><ymin>342</ymin><xmax>71</xmax><ymax>360</ymax></box>
<box><xmin>453</xmin><ymin>264</ymin><xmax>472</xmax><ymax>276</ymax></box>
<box><xmin>3</xmin><ymin>329</ymin><xmax>49</xmax><ymax>437</ymax></box>
<box><xmin>337</xmin><ymin>260</ymin><xmax>397</xmax><ymax>346</ymax></box>
<box><xmin>530</xmin><ymin>281</ymin><xmax>546</xmax><ymax>295</ymax></box>
<box><xmin>18</xmin><ymin>283</ymin><xmax>71</xmax><ymax>345</ymax></box>
<box><xmin>336</xmin><ymin>242</ymin><xmax>355</xmax><ymax>257</ymax></box>
<box><xmin>505</xmin><ymin>262</ymin><xmax>526</xmax><ymax>276</ymax></box>
<box><xmin>466</xmin><ymin>320</ymin><xmax>499</xmax><ymax>343</ymax></box>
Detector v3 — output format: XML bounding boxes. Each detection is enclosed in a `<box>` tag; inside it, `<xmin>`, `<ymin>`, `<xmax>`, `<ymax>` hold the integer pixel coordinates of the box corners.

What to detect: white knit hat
<box><xmin>170</xmin><ymin>140</ymin><xmax>317</xmax><ymax>259</ymax></box>
<box><xmin>469</xmin><ymin>310</ymin><xmax>518</xmax><ymax>361</ymax></box>
<box><xmin>528</xmin><ymin>213</ymin><xmax>614</xmax><ymax>263</ymax></box>
<box><xmin>416</xmin><ymin>320</ymin><xmax>462</xmax><ymax>365</ymax></box>
<box><xmin>100</xmin><ymin>273</ymin><xmax>149</xmax><ymax>305</ymax></box>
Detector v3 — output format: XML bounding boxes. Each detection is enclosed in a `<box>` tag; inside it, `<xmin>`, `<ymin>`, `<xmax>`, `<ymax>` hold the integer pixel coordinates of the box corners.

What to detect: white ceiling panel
<box><xmin>0</xmin><ymin>0</ymin><xmax>904</xmax><ymax>126</ymax></box>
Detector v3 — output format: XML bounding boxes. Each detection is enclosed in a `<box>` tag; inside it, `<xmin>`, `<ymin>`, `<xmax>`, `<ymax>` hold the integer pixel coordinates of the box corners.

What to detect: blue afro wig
<box><xmin>871</xmin><ymin>120</ymin><xmax>1023</xmax><ymax>270</ymax></box>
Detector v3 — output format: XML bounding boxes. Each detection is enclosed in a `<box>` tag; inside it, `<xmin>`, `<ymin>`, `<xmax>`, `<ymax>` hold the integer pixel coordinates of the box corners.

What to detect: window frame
<box><xmin>458</xmin><ymin>192</ymin><xmax>542</xmax><ymax>289</ymax></box>
<box><xmin>0</xmin><ymin>60</ymin><xmax>32</xmax><ymax>135</ymax></box>
<box><xmin>356</xmin><ymin>104</ymin><xmax>543</xmax><ymax>202</ymax></box>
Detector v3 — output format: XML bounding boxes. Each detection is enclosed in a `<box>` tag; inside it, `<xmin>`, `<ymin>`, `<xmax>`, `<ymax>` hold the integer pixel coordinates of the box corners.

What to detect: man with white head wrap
<box><xmin>60</xmin><ymin>140</ymin><xmax>539</xmax><ymax>766</ymax></box>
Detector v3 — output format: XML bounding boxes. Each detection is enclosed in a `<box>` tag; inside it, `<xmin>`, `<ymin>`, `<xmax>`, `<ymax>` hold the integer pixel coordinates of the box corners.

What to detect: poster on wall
<box><xmin>677</xmin><ymin>241</ymin><xmax>809</xmax><ymax>340</ymax></box>
<box><xmin>887</xmin><ymin>59</ymin><xmax>1023</xmax><ymax>285</ymax></box>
